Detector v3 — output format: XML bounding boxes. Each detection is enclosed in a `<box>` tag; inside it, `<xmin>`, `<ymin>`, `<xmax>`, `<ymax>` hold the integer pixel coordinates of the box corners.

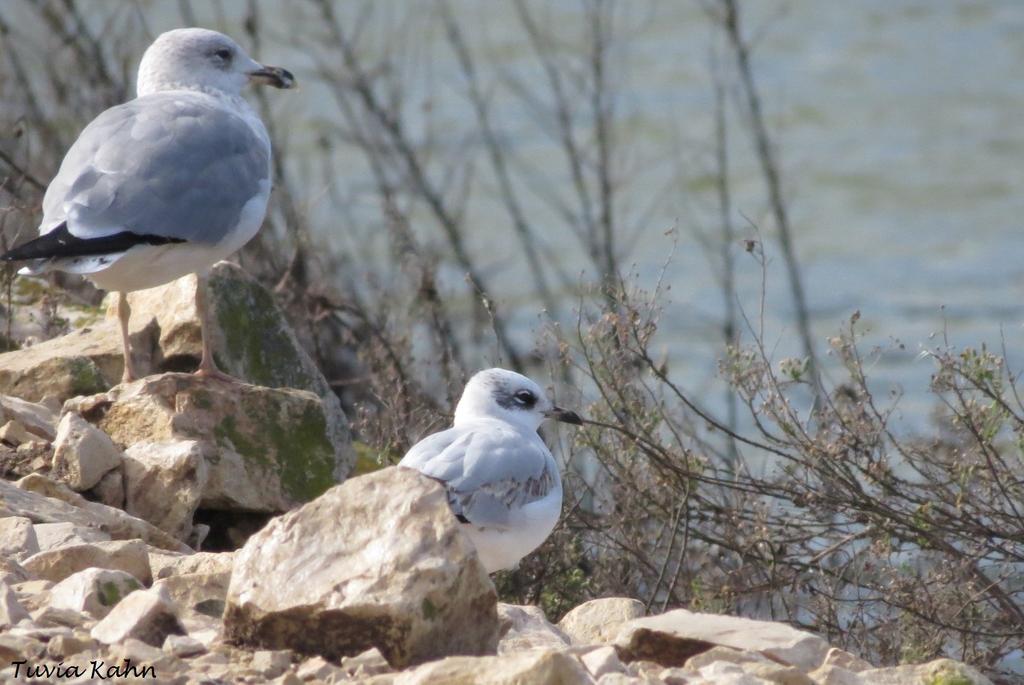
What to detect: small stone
<box><xmin>397</xmin><ymin>649</ymin><xmax>592</xmax><ymax>684</ymax></box>
<box><xmin>821</xmin><ymin>647</ymin><xmax>872</xmax><ymax>673</ymax></box>
<box><xmin>807</xmin><ymin>664</ymin><xmax>867</xmax><ymax>685</ymax></box>
<box><xmin>90</xmin><ymin>588</ymin><xmax>186</xmax><ymax>647</ymax></box>
<box><xmin>22</xmin><ymin>538</ymin><xmax>152</xmax><ymax>584</ymax></box>
<box><xmin>0</xmin><ymin>516</ymin><xmax>40</xmax><ymax>561</ymax></box>
<box><xmin>558</xmin><ymin>597</ymin><xmax>646</xmax><ymax>645</ymax></box>
<box><xmin>45</xmin><ymin>632</ymin><xmax>98</xmax><ymax>659</ymax></box>
<box><xmin>296</xmin><ymin>655</ymin><xmax>343</xmax><ymax>681</ymax></box>
<box><xmin>122</xmin><ymin>439</ymin><xmax>209</xmax><ymax>541</ymax></box>
<box><xmin>0</xmin><ymin>395</ymin><xmax>58</xmax><ymax>440</ymax></box>
<box><xmin>251</xmin><ymin>649</ymin><xmax>295</xmax><ymax>677</ymax></box>
<box><xmin>51</xmin><ymin>412</ymin><xmax>123</xmax><ymax>490</ymax></box>
<box><xmin>0</xmin><ymin>558</ymin><xmax>30</xmax><ymax>587</ymax></box>
<box><xmin>163</xmin><ymin>633</ymin><xmax>207</xmax><ymax>658</ymax></box>
<box><xmin>47</xmin><ymin>567</ymin><xmax>143</xmax><ymax>618</ymax></box>
<box><xmin>91</xmin><ymin>467</ymin><xmax>125</xmax><ymax>508</ymax></box>
<box><xmin>581</xmin><ymin>645</ymin><xmax>626</xmax><ymax>678</ymax></box>
<box><xmin>338</xmin><ymin>647</ymin><xmax>391</xmax><ymax>677</ymax></box>
<box><xmin>0</xmin><ymin>419</ymin><xmax>36</xmax><ymax>446</ymax></box>
<box><xmin>0</xmin><ymin>582</ymin><xmax>31</xmax><ymax>629</ymax></box>
<box><xmin>497</xmin><ymin>603</ymin><xmax>571</xmax><ymax>655</ymax></box>
<box><xmin>30</xmin><ymin>604</ymin><xmax>90</xmax><ymax>628</ymax></box>
<box><xmin>33</xmin><ymin>521</ymin><xmax>111</xmax><ymax>551</ymax></box>
<box><xmin>149</xmin><ymin>549</ymin><xmax>235</xmax><ymax>580</ymax></box>
<box><xmin>614</xmin><ymin>609</ymin><xmax>831</xmax><ymax>670</ymax></box>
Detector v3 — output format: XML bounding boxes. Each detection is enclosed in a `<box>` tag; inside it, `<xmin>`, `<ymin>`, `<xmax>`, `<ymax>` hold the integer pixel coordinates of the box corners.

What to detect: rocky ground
<box><xmin>0</xmin><ymin>266</ymin><xmax>995</xmax><ymax>684</ymax></box>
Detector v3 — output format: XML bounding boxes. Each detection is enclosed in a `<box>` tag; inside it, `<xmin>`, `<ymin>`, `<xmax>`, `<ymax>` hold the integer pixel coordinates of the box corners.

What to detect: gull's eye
<box><xmin>513</xmin><ymin>390</ymin><xmax>536</xmax><ymax>407</ymax></box>
<box><xmin>213</xmin><ymin>48</ymin><xmax>232</xmax><ymax>62</ymax></box>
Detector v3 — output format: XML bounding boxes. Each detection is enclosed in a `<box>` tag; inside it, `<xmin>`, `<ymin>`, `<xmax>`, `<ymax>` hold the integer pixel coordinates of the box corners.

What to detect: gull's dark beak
<box><xmin>248</xmin><ymin>65</ymin><xmax>295</xmax><ymax>89</ymax></box>
<box><xmin>544</xmin><ymin>406</ymin><xmax>583</xmax><ymax>425</ymax></box>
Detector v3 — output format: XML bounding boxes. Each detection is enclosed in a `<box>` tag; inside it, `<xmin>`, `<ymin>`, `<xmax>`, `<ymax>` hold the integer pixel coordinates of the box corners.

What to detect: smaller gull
<box><xmin>399</xmin><ymin>368</ymin><xmax>582</xmax><ymax>573</ymax></box>
<box><xmin>1</xmin><ymin>28</ymin><xmax>295</xmax><ymax>382</ymax></box>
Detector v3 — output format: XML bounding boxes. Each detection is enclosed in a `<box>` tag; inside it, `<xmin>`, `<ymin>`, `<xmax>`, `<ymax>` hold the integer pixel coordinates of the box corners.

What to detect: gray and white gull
<box><xmin>0</xmin><ymin>28</ymin><xmax>294</xmax><ymax>381</ymax></box>
<box><xmin>399</xmin><ymin>368</ymin><xmax>582</xmax><ymax>573</ymax></box>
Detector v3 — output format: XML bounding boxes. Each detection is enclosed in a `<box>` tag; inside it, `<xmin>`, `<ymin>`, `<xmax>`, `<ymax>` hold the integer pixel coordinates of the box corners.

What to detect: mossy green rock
<box><xmin>81</xmin><ymin>373</ymin><xmax>342</xmax><ymax>512</ymax></box>
<box><xmin>113</xmin><ymin>261</ymin><xmax>353</xmax><ymax>481</ymax></box>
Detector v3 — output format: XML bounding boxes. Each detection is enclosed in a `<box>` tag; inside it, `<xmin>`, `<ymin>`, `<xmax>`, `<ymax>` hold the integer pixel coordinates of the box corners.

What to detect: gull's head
<box><xmin>453</xmin><ymin>368</ymin><xmax>582</xmax><ymax>431</ymax></box>
<box><xmin>137</xmin><ymin>28</ymin><xmax>295</xmax><ymax>97</ymax></box>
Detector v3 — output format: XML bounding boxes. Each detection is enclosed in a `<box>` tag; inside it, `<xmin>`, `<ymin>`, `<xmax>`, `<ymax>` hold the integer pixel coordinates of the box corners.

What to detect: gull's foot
<box><xmin>194</xmin><ymin>365</ymin><xmax>242</xmax><ymax>383</ymax></box>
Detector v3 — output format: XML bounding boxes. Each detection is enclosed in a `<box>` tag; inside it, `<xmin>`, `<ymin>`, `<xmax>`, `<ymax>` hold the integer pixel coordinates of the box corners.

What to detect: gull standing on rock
<box><xmin>0</xmin><ymin>28</ymin><xmax>294</xmax><ymax>382</ymax></box>
<box><xmin>399</xmin><ymin>368</ymin><xmax>582</xmax><ymax>573</ymax></box>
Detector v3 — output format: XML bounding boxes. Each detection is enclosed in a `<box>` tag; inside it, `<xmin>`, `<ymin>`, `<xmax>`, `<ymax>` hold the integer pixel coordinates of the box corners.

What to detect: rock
<box><xmin>0</xmin><ymin>632</ymin><xmax>46</xmax><ymax>663</ymax></box>
<box><xmin>0</xmin><ymin>440</ymin><xmax>52</xmax><ymax>479</ymax></box>
<box><xmin>558</xmin><ymin>597</ymin><xmax>646</xmax><ymax>645</ymax></box>
<box><xmin>859</xmin><ymin>658</ymin><xmax>994</xmax><ymax>685</ymax></box>
<box><xmin>0</xmin><ymin>394</ymin><xmax>59</xmax><ymax>440</ymax></box>
<box><xmin>91</xmin><ymin>467</ymin><xmax>125</xmax><ymax>508</ymax></box>
<box><xmin>21</xmin><ymin>539</ymin><xmax>152</xmax><ymax>584</ymax></box>
<box><xmin>154</xmin><ymin>571</ymin><xmax>229</xmax><ymax>620</ymax></box>
<box><xmin>821</xmin><ymin>647</ymin><xmax>872</xmax><ymax>673</ymax></box>
<box><xmin>108</xmin><ymin>262</ymin><xmax>354</xmax><ymax>475</ymax></box>
<box><xmin>250</xmin><ymin>649</ymin><xmax>294</xmax><ymax>678</ymax></box>
<box><xmin>0</xmin><ymin>320</ymin><xmax>157</xmax><ymax>402</ymax></box>
<box><xmin>47</xmin><ymin>567</ymin><xmax>143</xmax><ymax>618</ymax></box>
<box><xmin>296</xmin><ymin>655</ymin><xmax>346</xmax><ymax>682</ymax></box>
<box><xmin>51</xmin><ymin>412</ymin><xmax>122</xmax><ymax>490</ymax></box>
<box><xmin>0</xmin><ymin>582</ymin><xmax>31</xmax><ymax>628</ymax></box>
<box><xmin>149</xmin><ymin>550</ymin><xmax>234</xmax><ymax>580</ymax></box>
<box><xmin>580</xmin><ymin>645</ymin><xmax>626</xmax><ymax>679</ymax></box>
<box><xmin>46</xmin><ymin>632</ymin><xmax>98</xmax><ymax>659</ymax></box>
<box><xmin>497</xmin><ymin>603</ymin><xmax>571</xmax><ymax>654</ymax></box>
<box><xmin>90</xmin><ymin>588</ymin><xmax>186</xmax><ymax>647</ymax></box>
<box><xmin>394</xmin><ymin>649</ymin><xmax>592</xmax><ymax>684</ymax></box>
<box><xmin>107</xmin><ymin>636</ymin><xmax>186</xmax><ymax>675</ymax></box>
<box><xmin>122</xmin><ymin>440</ymin><xmax>208</xmax><ymax>541</ymax></box>
<box><xmin>614</xmin><ymin>609</ymin><xmax>831</xmax><ymax>671</ymax></box>
<box><xmin>11</xmin><ymin>579</ymin><xmax>51</xmax><ymax>611</ymax></box>
<box><xmin>73</xmin><ymin>372</ymin><xmax>344</xmax><ymax>513</ymax></box>
<box><xmin>0</xmin><ymin>419</ymin><xmax>36</xmax><ymax>446</ymax></box>
<box><xmin>807</xmin><ymin>664</ymin><xmax>867</xmax><ymax>685</ymax></box>
<box><xmin>164</xmin><ymin>633</ymin><xmax>207</xmax><ymax>658</ymax></box>
<box><xmin>339</xmin><ymin>648</ymin><xmax>393</xmax><ymax>678</ymax></box>
<box><xmin>1</xmin><ymin>559</ymin><xmax>31</xmax><ymax>587</ymax></box>
<box><xmin>5</xmin><ymin>475</ymin><xmax>191</xmax><ymax>552</ymax></box>
<box><xmin>0</xmin><ymin>516</ymin><xmax>40</xmax><ymax>561</ymax></box>
<box><xmin>33</xmin><ymin>521</ymin><xmax>111</xmax><ymax>551</ymax></box>
<box><xmin>30</xmin><ymin>604</ymin><xmax>89</xmax><ymax>628</ymax></box>
<box><xmin>224</xmin><ymin>467</ymin><xmax>498</xmax><ymax>667</ymax></box>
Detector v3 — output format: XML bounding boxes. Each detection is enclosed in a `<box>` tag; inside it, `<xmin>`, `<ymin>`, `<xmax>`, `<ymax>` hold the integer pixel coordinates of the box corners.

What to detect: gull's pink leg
<box><xmin>194</xmin><ymin>275</ymin><xmax>236</xmax><ymax>382</ymax></box>
<box><xmin>117</xmin><ymin>291</ymin><xmax>136</xmax><ymax>384</ymax></box>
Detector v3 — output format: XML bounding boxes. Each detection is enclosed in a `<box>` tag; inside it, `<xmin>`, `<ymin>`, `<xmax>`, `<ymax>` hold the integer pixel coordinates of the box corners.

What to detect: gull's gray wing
<box><xmin>399</xmin><ymin>422</ymin><xmax>557</xmax><ymax>529</ymax></box>
<box><xmin>40</xmin><ymin>91</ymin><xmax>270</xmax><ymax>245</ymax></box>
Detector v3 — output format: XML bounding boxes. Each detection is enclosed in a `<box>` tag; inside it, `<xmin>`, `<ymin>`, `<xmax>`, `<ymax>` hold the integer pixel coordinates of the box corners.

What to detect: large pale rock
<box><xmin>859</xmin><ymin>658</ymin><xmax>993</xmax><ymax>685</ymax></box>
<box><xmin>47</xmin><ymin>568</ymin><xmax>143</xmax><ymax>619</ymax></box>
<box><xmin>224</xmin><ymin>467</ymin><xmax>498</xmax><ymax>667</ymax></box>
<box><xmin>0</xmin><ymin>395</ymin><xmax>59</xmax><ymax>440</ymax></box>
<box><xmin>123</xmin><ymin>440</ymin><xmax>208</xmax><ymax>541</ymax></box>
<box><xmin>614</xmin><ymin>609</ymin><xmax>831</xmax><ymax>671</ymax></box>
<box><xmin>72</xmin><ymin>373</ymin><xmax>343</xmax><ymax>512</ymax></box>
<box><xmin>4</xmin><ymin>476</ymin><xmax>190</xmax><ymax>552</ymax></box>
<box><xmin>394</xmin><ymin>649</ymin><xmax>592</xmax><ymax>684</ymax></box>
<box><xmin>108</xmin><ymin>262</ymin><xmax>354</xmax><ymax>471</ymax></box>
<box><xmin>0</xmin><ymin>321</ymin><xmax>157</xmax><ymax>402</ymax></box>
<box><xmin>90</xmin><ymin>588</ymin><xmax>185</xmax><ymax>647</ymax></box>
<box><xmin>558</xmin><ymin>597</ymin><xmax>646</xmax><ymax>645</ymax></box>
<box><xmin>0</xmin><ymin>516</ymin><xmax>39</xmax><ymax>561</ymax></box>
<box><xmin>497</xmin><ymin>603</ymin><xmax>571</xmax><ymax>654</ymax></box>
<box><xmin>21</xmin><ymin>539</ymin><xmax>152</xmax><ymax>584</ymax></box>
<box><xmin>51</xmin><ymin>412</ymin><xmax>122</xmax><ymax>490</ymax></box>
